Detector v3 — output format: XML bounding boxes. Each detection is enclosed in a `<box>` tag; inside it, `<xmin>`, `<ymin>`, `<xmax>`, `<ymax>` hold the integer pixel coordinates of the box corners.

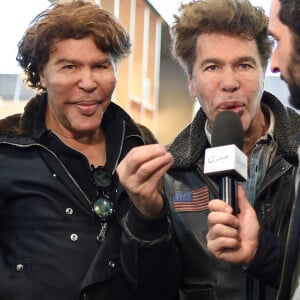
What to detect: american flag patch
<box><xmin>173</xmin><ymin>186</ymin><xmax>209</xmax><ymax>212</ymax></box>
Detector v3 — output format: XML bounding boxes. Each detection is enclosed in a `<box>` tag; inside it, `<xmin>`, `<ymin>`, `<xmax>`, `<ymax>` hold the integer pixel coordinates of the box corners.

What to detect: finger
<box><xmin>208</xmin><ymin>211</ymin><xmax>239</xmax><ymax>229</ymax></box>
<box><xmin>119</xmin><ymin>144</ymin><xmax>169</xmax><ymax>174</ymax></box>
<box><xmin>119</xmin><ymin>152</ymin><xmax>173</xmax><ymax>193</ymax></box>
<box><xmin>135</xmin><ymin>152</ymin><xmax>173</xmax><ymax>183</ymax></box>
<box><xmin>208</xmin><ymin>199</ymin><xmax>233</xmax><ymax>214</ymax></box>
<box><xmin>236</xmin><ymin>184</ymin><xmax>252</xmax><ymax>212</ymax></box>
<box><xmin>207</xmin><ymin>222</ymin><xmax>240</xmax><ymax>240</ymax></box>
<box><xmin>207</xmin><ymin>237</ymin><xmax>241</xmax><ymax>258</ymax></box>
<box><xmin>214</xmin><ymin>248</ymin><xmax>244</xmax><ymax>263</ymax></box>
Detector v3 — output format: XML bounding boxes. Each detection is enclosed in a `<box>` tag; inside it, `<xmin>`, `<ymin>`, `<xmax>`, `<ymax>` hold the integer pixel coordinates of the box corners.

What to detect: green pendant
<box><xmin>93</xmin><ymin>196</ymin><xmax>113</xmax><ymax>218</ymax></box>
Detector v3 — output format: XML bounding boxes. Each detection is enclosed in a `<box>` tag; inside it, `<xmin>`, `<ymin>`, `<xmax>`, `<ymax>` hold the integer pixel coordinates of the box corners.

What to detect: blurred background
<box><xmin>0</xmin><ymin>0</ymin><xmax>290</xmax><ymax>144</ymax></box>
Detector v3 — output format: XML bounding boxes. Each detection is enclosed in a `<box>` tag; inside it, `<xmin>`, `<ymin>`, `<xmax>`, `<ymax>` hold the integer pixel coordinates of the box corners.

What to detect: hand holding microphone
<box><xmin>205</xmin><ymin>112</ymin><xmax>260</xmax><ymax>265</ymax></box>
<box><xmin>204</xmin><ymin>111</ymin><xmax>248</xmax><ymax>215</ymax></box>
<box><xmin>206</xmin><ymin>185</ymin><xmax>260</xmax><ymax>265</ymax></box>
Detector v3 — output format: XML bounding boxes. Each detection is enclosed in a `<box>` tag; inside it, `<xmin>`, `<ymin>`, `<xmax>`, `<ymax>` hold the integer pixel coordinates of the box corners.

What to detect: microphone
<box><xmin>204</xmin><ymin>111</ymin><xmax>248</xmax><ymax>214</ymax></box>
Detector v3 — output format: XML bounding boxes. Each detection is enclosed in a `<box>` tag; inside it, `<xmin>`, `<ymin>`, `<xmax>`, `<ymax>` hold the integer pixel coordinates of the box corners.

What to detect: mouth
<box><xmin>77</xmin><ymin>99</ymin><xmax>102</xmax><ymax>105</ymax></box>
<box><xmin>217</xmin><ymin>101</ymin><xmax>245</xmax><ymax>115</ymax></box>
<box><xmin>75</xmin><ymin>100</ymin><xmax>103</xmax><ymax>115</ymax></box>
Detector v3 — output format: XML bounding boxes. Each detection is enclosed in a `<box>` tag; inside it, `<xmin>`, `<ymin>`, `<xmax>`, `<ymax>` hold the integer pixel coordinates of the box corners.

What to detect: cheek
<box><xmin>103</xmin><ymin>71</ymin><xmax>117</xmax><ymax>84</ymax></box>
<box><xmin>109</xmin><ymin>76</ymin><xmax>117</xmax><ymax>91</ymax></box>
<box><xmin>198</xmin><ymin>98</ymin><xmax>215</xmax><ymax>122</ymax></box>
<box><xmin>241</xmin><ymin>77</ymin><xmax>264</xmax><ymax>125</ymax></box>
<box><xmin>192</xmin><ymin>80</ymin><xmax>218</xmax><ymax>119</ymax></box>
<box><xmin>277</xmin><ymin>42</ymin><xmax>292</xmax><ymax>75</ymax></box>
<box><xmin>198</xmin><ymin>85</ymin><xmax>216</xmax><ymax>107</ymax></box>
<box><xmin>242</xmin><ymin>100</ymin><xmax>261</xmax><ymax>131</ymax></box>
<box><xmin>278</xmin><ymin>49</ymin><xmax>287</xmax><ymax>69</ymax></box>
<box><xmin>44</xmin><ymin>75</ymin><xmax>71</xmax><ymax>94</ymax></box>
<box><xmin>245</xmin><ymin>72</ymin><xmax>264</xmax><ymax>99</ymax></box>
<box><xmin>194</xmin><ymin>78</ymin><xmax>215</xmax><ymax>101</ymax></box>
<box><xmin>100</xmin><ymin>74</ymin><xmax>117</xmax><ymax>97</ymax></box>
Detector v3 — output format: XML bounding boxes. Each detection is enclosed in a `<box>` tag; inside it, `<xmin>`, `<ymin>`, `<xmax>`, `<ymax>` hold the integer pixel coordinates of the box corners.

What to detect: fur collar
<box><xmin>0</xmin><ymin>94</ymin><xmax>43</xmax><ymax>136</ymax></box>
<box><xmin>168</xmin><ymin>91</ymin><xmax>300</xmax><ymax>168</ymax></box>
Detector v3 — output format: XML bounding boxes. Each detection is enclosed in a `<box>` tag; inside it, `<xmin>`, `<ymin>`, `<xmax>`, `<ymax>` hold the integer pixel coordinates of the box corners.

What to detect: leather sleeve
<box><xmin>244</xmin><ymin>228</ymin><xmax>284</xmax><ymax>288</ymax></box>
<box><xmin>120</xmin><ymin>199</ymin><xmax>181</xmax><ymax>300</ymax></box>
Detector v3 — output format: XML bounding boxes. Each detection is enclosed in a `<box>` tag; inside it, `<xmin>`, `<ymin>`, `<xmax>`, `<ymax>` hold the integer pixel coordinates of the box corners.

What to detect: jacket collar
<box><xmin>0</xmin><ymin>94</ymin><xmax>148</xmax><ymax>173</ymax></box>
<box><xmin>0</xmin><ymin>93</ymin><xmax>142</xmax><ymax>139</ymax></box>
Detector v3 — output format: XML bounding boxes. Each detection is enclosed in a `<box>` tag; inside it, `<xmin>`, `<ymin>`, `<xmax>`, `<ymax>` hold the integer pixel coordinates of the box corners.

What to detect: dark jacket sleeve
<box><xmin>120</xmin><ymin>198</ymin><xmax>181</xmax><ymax>300</ymax></box>
<box><xmin>245</xmin><ymin>228</ymin><xmax>284</xmax><ymax>288</ymax></box>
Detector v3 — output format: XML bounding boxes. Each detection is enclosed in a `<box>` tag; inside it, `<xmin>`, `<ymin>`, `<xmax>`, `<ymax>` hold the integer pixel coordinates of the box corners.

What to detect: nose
<box><xmin>78</xmin><ymin>68</ymin><xmax>97</xmax><ymax>92</ymax></box>
<box><xmin>221</xmin><ymin>68</ymin><xmax>239</xmax><ymax>92</ymax></box>
<box><xmin>270</xmin><ymin>47</ymin><xmax>280</xmax><ymax>73</ymax></box>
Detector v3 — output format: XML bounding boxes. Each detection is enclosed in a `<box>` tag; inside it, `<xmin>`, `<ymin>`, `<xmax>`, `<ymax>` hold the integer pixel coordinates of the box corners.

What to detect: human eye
<box><xmin>273</xmin><ymin>39</ymin><xmax>279</xmax><ymax>48</ymax></box>
<box><xmin>239</xmin><ymin>63</ymin><xmax>252</xmax><ymax>70</ymax></box>
<box><xmin>269</xmin><ymin>35</ymin><xmax>279</xmax><ymax>49</ymax></box>
<box><xmin>270</xmin><ymin>34</ymin><xmax>278</xmax><ymax>43</ymax></box>
<box><xmin>204</xmin><ymin>64</ymin><xmax>218</xmax><ymax>71</ymax></box>
<box><xmin>95</xmin><ymin>61</ymin><xmax>111</xmax><ymax>70</ymax></box>
<box><xmin>95</xmin><ymin>64</ymin><xmax>107</xmax><ymax>70</ymax></box>
<box><xmin>62</xmin><ymin>64</ymin><xmax>76</xmax><ymax>70</ymax></box>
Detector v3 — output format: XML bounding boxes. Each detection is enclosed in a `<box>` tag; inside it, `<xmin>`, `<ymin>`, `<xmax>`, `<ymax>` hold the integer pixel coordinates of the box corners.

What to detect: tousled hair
<box><xmin>16</xmin><ymin>0</ymin><xmax>131</xmax><ymax>91</ymax></box>
<box><xmin>170</xmin><ymin>0</ymin><xmax>273</xmax><ymax>77</ymax></box>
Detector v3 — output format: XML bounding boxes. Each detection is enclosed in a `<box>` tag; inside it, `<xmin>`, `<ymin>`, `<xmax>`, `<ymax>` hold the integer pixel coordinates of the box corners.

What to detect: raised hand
<box><xmin>117</xmin><ymin>144</ymin><xmax>174</xmax><ymax>218</ymax></box>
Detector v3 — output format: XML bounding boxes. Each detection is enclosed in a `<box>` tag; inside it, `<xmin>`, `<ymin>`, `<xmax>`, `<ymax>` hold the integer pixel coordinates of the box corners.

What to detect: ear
<box><xmin>188</xmin><ymin>77</ymin><xmax>196</xmax><ymax>98</ymax></box>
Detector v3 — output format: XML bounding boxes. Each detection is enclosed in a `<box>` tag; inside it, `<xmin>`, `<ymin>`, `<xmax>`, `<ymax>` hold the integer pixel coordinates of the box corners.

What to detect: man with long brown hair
<box><xmin>0</xmin><ymin>1</ymin><xmax>180</xmax><ymax>299</ymax></box>
<box><xmin>118</xmin><ymin>0</ymin><xmax>300</xmax><ymax>299</ymax></box>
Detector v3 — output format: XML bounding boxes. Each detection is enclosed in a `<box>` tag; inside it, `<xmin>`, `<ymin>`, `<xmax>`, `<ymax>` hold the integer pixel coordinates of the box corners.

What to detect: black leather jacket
<box><xmin>0</xmin><ymin>94</ymin><xmax>180</xmax><ymax>300</ymax></box>
<box><xmin>164</xmin><ymin>91</ymin><xmax>300</xmax><ymax>300</ymax></box>
<box><xmin>246</xmin><ymin>134</ymin><xmax>300</xmax><ymax>300</ymax></box>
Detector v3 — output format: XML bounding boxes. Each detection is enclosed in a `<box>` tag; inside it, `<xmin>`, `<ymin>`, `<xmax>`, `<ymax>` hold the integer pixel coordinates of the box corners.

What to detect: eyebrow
<box><xmin>54</xmin><ymin>57</ymin><xmax>112</xmax><ymax>66</ymax></box>
<box><xmin>54</xmin><ymin>58</ymin><xmax>77</xmax><ymax>65</ymax></box>
<box><xmin>200</xmin><ymin>58</ymin><xmax>221</xmax><ymax>68</ymax></box>
<box><xmin>200</xmin><ymin>56</ymin><xmax>258</xmax><ymax>67</ymax></box>
<box><xmin>235</xmin><ymin>56</ymin><xmax>258</xmax><ymax>66</ymax></box>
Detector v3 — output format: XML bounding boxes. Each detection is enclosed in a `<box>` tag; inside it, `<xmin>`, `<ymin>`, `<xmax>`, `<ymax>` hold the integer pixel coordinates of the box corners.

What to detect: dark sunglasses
<box><xmin>91</xmin><ymin>166</ymin><xmax>114</xmax><ymax>222</ymax></box>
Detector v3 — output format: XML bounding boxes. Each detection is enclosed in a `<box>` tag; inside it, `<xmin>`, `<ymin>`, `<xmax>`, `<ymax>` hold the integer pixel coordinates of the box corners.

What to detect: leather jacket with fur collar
<box><xmin>164</xmin><ymin>91</ymin><xmax>300</xmax><ymax>300</ymax></box>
